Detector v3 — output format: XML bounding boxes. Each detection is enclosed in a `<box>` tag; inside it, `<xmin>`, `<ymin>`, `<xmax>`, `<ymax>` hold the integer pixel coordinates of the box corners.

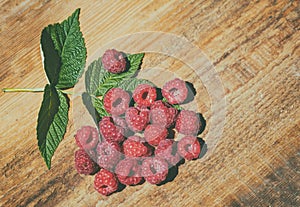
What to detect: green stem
<box><xmin>59</xmin><ymin>90</ymin><xmax>73</xmax><ymax>95</ymax></box>
<box><xmin>2</xmin><ymin>87</ymin><xmax>74</xmax><ymax>95</ymax></box>
<box><xmin>2</xmin><ymin>88</ymin><xmax>44</xmax><ymax>93</ymax></box>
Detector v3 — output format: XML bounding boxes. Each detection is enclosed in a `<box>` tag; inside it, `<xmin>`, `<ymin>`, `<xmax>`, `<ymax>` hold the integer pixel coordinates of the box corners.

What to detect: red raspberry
<box><xmin>177</xmin><ymin>136</ymin><xmax>200</xmax><ymax>160</ymax></box>
<box><xmin>133</xmin><ymin>84</ymin><xmax>157</xmax><ymax>107</ymax></box>
<box><xmin>141</xmin><ymin>157</ymin><xmax>169</xmax><ymax>184</ymax></box>
<box><xmin>102</xmin><ymin>49</ymin><xmax>127</xmax><ymax>74</ymax></box>
<box><xmin>74</xmin><ymin>149</ymin><xmax>99</xmax><ymax>175</ymax></box>
<box><xmin>144</xmin><ymin>124</ymin><xmax>168</xmax><ymax>146</ymax></box>
<box><xmin>155</xmin><ymin>139</ymin><xmax>182</xmax><ymax>166</ymax></box>
<box><xmin>103</xmin><ymin>88</ymin><xmax>130</xmax><ymax>116</ymax></box>
<box><xmin>125</xmin><ymin>107</ymin><xmax>149</xmax><ymax>132</ymax></box>
<box><xmin>150</xmin><ymin>100</ymin><xmax>178</xmax><ymax>128</ymax></box>
<box><xmin>175</xmin><ymin>110</ymin><xmax>200</xmax><ymax>135</ymax></box>
<box><xmin>94</xmin><ymin>169</ymin><xmax>119</xmax><ymax>196</ymax></box>
<box><xmin>162</xmin><ymin>78</ymin><xmax>188</xmax><ymax>104</ymax></box>
<box><xmin>96</xmin><ymin>141</ymin><xmax>122</xmax><ymax>170</ymax></box>
<box><xmin>123</xmin><ymin>136</ymin><xmax>153</xmax><ymax>157</ymax></box>
<box><xmin>115</xmin><ymin>158</ymin><xmax>143</xmax><ymax>186</ymax></box>
<box><xmin>99</xmin><ymin>116</ymin><xmax>126</xmax><ymax>143</ymax></box>
<box><xmin>74</xmin><ymin>126</ymin><xmax>99</xmax><ymax>150</ymax></box>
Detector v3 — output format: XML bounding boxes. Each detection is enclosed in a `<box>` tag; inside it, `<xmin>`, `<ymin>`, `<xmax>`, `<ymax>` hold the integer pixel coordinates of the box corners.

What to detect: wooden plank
<box><xmin>0</xmin><ymin>0</ymin><xmax>299</xmax><ymax>206</ymax></box>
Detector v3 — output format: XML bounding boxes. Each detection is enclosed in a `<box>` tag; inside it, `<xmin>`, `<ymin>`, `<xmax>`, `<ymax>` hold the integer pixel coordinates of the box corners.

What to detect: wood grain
<box><xmin>0</xmin><ymin>0</ymin><xmax>299</xmax><ymax>206</ymax></box>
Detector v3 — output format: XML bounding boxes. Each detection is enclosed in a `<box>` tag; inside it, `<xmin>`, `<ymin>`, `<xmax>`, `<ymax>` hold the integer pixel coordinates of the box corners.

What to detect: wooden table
<box><xmin>1</xmin><ymin>0</ymin><xmax>299</xmax><ymax>206</ymax></box>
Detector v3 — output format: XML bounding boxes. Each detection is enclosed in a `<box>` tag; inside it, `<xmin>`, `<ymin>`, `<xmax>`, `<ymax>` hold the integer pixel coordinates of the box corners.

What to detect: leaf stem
<box><xmin>2</xmin><ymin>88</ymin><xmax>44</xmax><ymax>93</ymax></box>
<box><xmin>2</xmin><ymin>87</ymin><xmax>74</xmax><ymax>95</ymax></box>
<box><xmin>59</xmin><ymin>90</ymin><xmax>74</xmax><ymax>95</ymax></box>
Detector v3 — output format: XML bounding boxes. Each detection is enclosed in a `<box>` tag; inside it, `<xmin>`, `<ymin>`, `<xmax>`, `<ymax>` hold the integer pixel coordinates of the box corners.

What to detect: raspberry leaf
<box><xmin>41</xmin><ymin>28</ymin><xmax>61</xmax><ymax>86</ymax></box>
<box><xmin>117</xmin><ymin>78</ymin><xmax>156</xmax><ymax>92</ymax></box>
<box><xmin>85</xmin><ymin>58</ymin><xmax>107</xmax><ymax>95</ymax></box>
<box><xmin>37</xmin><ymin>84</ymin><xmax>69</xmax><ymax>169</ymax></box>
<box><xmin>95</xmin><ymin>53</ymin><xmax>145</xmax><ymax>96</ymax></box>
<box><xmin>85</xmin><ymin>53</ymin><xmax>145</xmax><ymax>96</ymax></box>
<box><xmin>82</xmin><ymin>92</ymin><xmax>101</xmax><ymax>123</ymax></box>
<box><xmin>40</xmin><ymin>8</ymin><xmax>86</xmax><ymax>89</ymax></box>
<box><xmin>82</xmin><ymin>92</ymin><xmax>108</xmax><ymax>123</ymax></box>
<box><xmin>90</xmin><ymin>95</ymin><xmax>110</xmax><ymax>117</ymax></box>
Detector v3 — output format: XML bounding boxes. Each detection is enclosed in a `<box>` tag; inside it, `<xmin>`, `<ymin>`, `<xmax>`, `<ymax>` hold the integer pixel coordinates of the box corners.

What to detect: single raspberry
<box><xmin>133</xmin><ymin>84</ymin><xmax>157</xmax><ymax>107</ymax></box>
<box><xmin>144</xmin><ymin>124</ymin><xmax>168</xmax><ymax>146</ymax></box>
<box><xmin>141</xmin><ymin>157</ymin><xmax>169</xmax><ymax>184</ymax></box>
<box><xmin>162</xmin><ymin>78</ymin><xmax>188</xmax><ymax>104</ymax></box>
<box><xmin>94</xmin><ymin>169</ymin><xmax>119</xmax><ymax>196</ymax></box>
<box><xmin>150</xmin><ymin>100</ymin><xmax>178</xmax><ymax>128</ymax></box>
<box><xmin>99</xmin><ymin>116</ymin><xmax>126</xmax><ymax>143</ymax></box>
<box><xmin>123</xmin><ymin>136</ymin><xmax>153</xmax><ymax>157</ymax></box>
<box><xmin>125</xmin><ymin>107</ymin><xmax>149</xmax><ymax>132</ymax></box>
<box><xmin>103</xmin><ymin>88</ymin><xmax>130</xmax><ymax>116</ymax></box>
<box><xmin>115</xmin><ymin>158</ymin><xmax>143</xmax><ymax>186</ymax></box>
<box><xmin>155</xmin><ymin>139</ymin><xmax>182</xmax><ymax>166</ymax></box>
<box><xmin>177</xmin><ymin>136</ymin><xmax>201</xmax><ymax>160</ymax></box>
<box><xmin>75</xmin><ymin>149</ymin><xmax>99</xmax><ymax>175</ymax></box>
<box><xmin>74</xmin><ymin>126</ymin><xmax>99</xmax><ymax>150</ymax></box>
<box><xmin>96</xmin><ymin>141</ymin><xmax>122</xmax><ymax>170</ymax></box>
<box><xmin>175</xmin><ymin>110</ymin><xmax>200</xmax><ymax>135</ymax></box>
<box><xmin>102</xmin><ymin>49</ymin><xmax>127</xmax><ymax>74</ymax></box>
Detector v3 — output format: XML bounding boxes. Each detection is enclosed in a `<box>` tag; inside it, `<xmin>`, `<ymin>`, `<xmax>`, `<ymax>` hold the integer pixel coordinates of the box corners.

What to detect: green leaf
<box><xmin>85</xmin><ymin>58</ymin><xmax>107</xmax><ymax>95</ymax></box>
<box><xmin>82</xmin><ymin>92</ymin><xmax>101</xmax><ymax>123</ymax></box>
<box><xmin>90</xmin><ymin>95</ymin><xmax>110</xmax><ymax>117</ymax></box>
<box><xmin>117</xmin><ymin>78</ymin><xmax>156</xmax><ymax>92</ymax></box>
<box><xmin>41</xmin><ymin>8</ymin><xmax>87</xmax><ymax>89</ymax></box>
<box><xmin>96</xmin><ymin>53</ymin><xmax>144</xmax><ymax>96</ymax></box>
<box><xmin>37</xmin><ymin>84</ymin><xmax>69</xmax><ymax>169</ymax></box>
<box><xmin>85</xmin><ymin>53</ymin><xmax>144</xmax><ymax>96</ymax></box>
<box><xmin>41</xmin><ymin>27</ymin><xmax>61</xmax><ymax>85</ymax></box>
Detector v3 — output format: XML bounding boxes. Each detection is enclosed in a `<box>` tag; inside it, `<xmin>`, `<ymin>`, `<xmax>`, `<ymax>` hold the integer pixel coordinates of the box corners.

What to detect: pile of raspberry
<box><xmin>74</xmin><ymin>49</ymin><xmax>204</xmax><ymax>196</ymax></box>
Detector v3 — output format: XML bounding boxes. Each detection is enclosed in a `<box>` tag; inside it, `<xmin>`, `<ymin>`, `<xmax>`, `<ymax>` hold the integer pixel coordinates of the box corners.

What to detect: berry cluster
<box><xmin>74</xmin><ymin>49</ymin><xmax>204</xmax><ymax>196</ymax></box>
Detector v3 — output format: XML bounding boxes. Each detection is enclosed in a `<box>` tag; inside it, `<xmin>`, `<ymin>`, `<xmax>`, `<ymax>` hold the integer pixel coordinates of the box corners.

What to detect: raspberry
<box><xmin>103</xmin><ymin>88</ymin><xmax>130</xmax><ymax>116</ymax></box>
<box><xmin>74</xmin><ymin>126</ymin><xmax>99</xmax><ymax>150</ymax></box>
<box><xmin>94</xmin><ymin>169</ymin><xmax>119</xmax><ymax>196</ymax></box>
<box><xmin>150</xmin><ymin>100</ymin><xmax>178</xmax><ymax>128</ymax></box>
<box><xmin>177</xmin><ymin>136</ymin><xmax>201</xmax><ymax>160</ymax></box>
<box><xmin>155</xmin><ymin>139</ymin><xmax>182</xmax><ymax>166</ymax></box>
<box><xmin>125</xmin><ymin>107</ymin><xmax>149</xmax><ymax>132</ymax></box>
<box><xmin>99</xmin><ymin>116</ymin><xmax>126</xmax><ymax>143</ymax></box>
<box><xmin>144</xmin><ymin>124</ymin><xmax>168</xmax><ymax>146</ymax></box>
<box><xmin>141</xmin><ymin>157</ymin><xmax>169</xmax><ymax>184</ymax></box>
<box><xmin>123</xmin><ymin>136</ymin><xmax>153</xmax><ymax>157</ymax></box>
<box><xmin>102</xmin><ymin>49</ymin><xmax>127</xmax><ymax>74</ymax></box>
<box><xmin>175</xmin><ymin>110</ymin><xmax>200</xmax><ymax>135</ymax></box>
<box><xmin>133</xmin><ymin>84</ymin><xmax>157</xmax><ymax>107</ymax></box>
<box><xmin>162</xmin><ymin>78</ymin><xmax>188</xmax><ymax>104</ymax></box>
<box><xmin>96</xmin><ymin>141</ymin><xmax>122</xmax><ymax>170</ymax></box>
<box><xmin>75</xmin><ymin>149</ymin><xmax>99</xmax><ymax>175</ymax></box>
<box><xmin>115</xmin><ymin>158</ymin><xmax>143</xmax><ymax>186</ymax></box>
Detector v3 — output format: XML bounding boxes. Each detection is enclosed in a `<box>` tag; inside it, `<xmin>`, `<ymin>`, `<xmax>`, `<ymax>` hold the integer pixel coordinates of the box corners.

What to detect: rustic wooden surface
<box><xmin>0</xmin><ymin>0</ymin><xmax>299</xmax><ymax>206</ymax></box>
